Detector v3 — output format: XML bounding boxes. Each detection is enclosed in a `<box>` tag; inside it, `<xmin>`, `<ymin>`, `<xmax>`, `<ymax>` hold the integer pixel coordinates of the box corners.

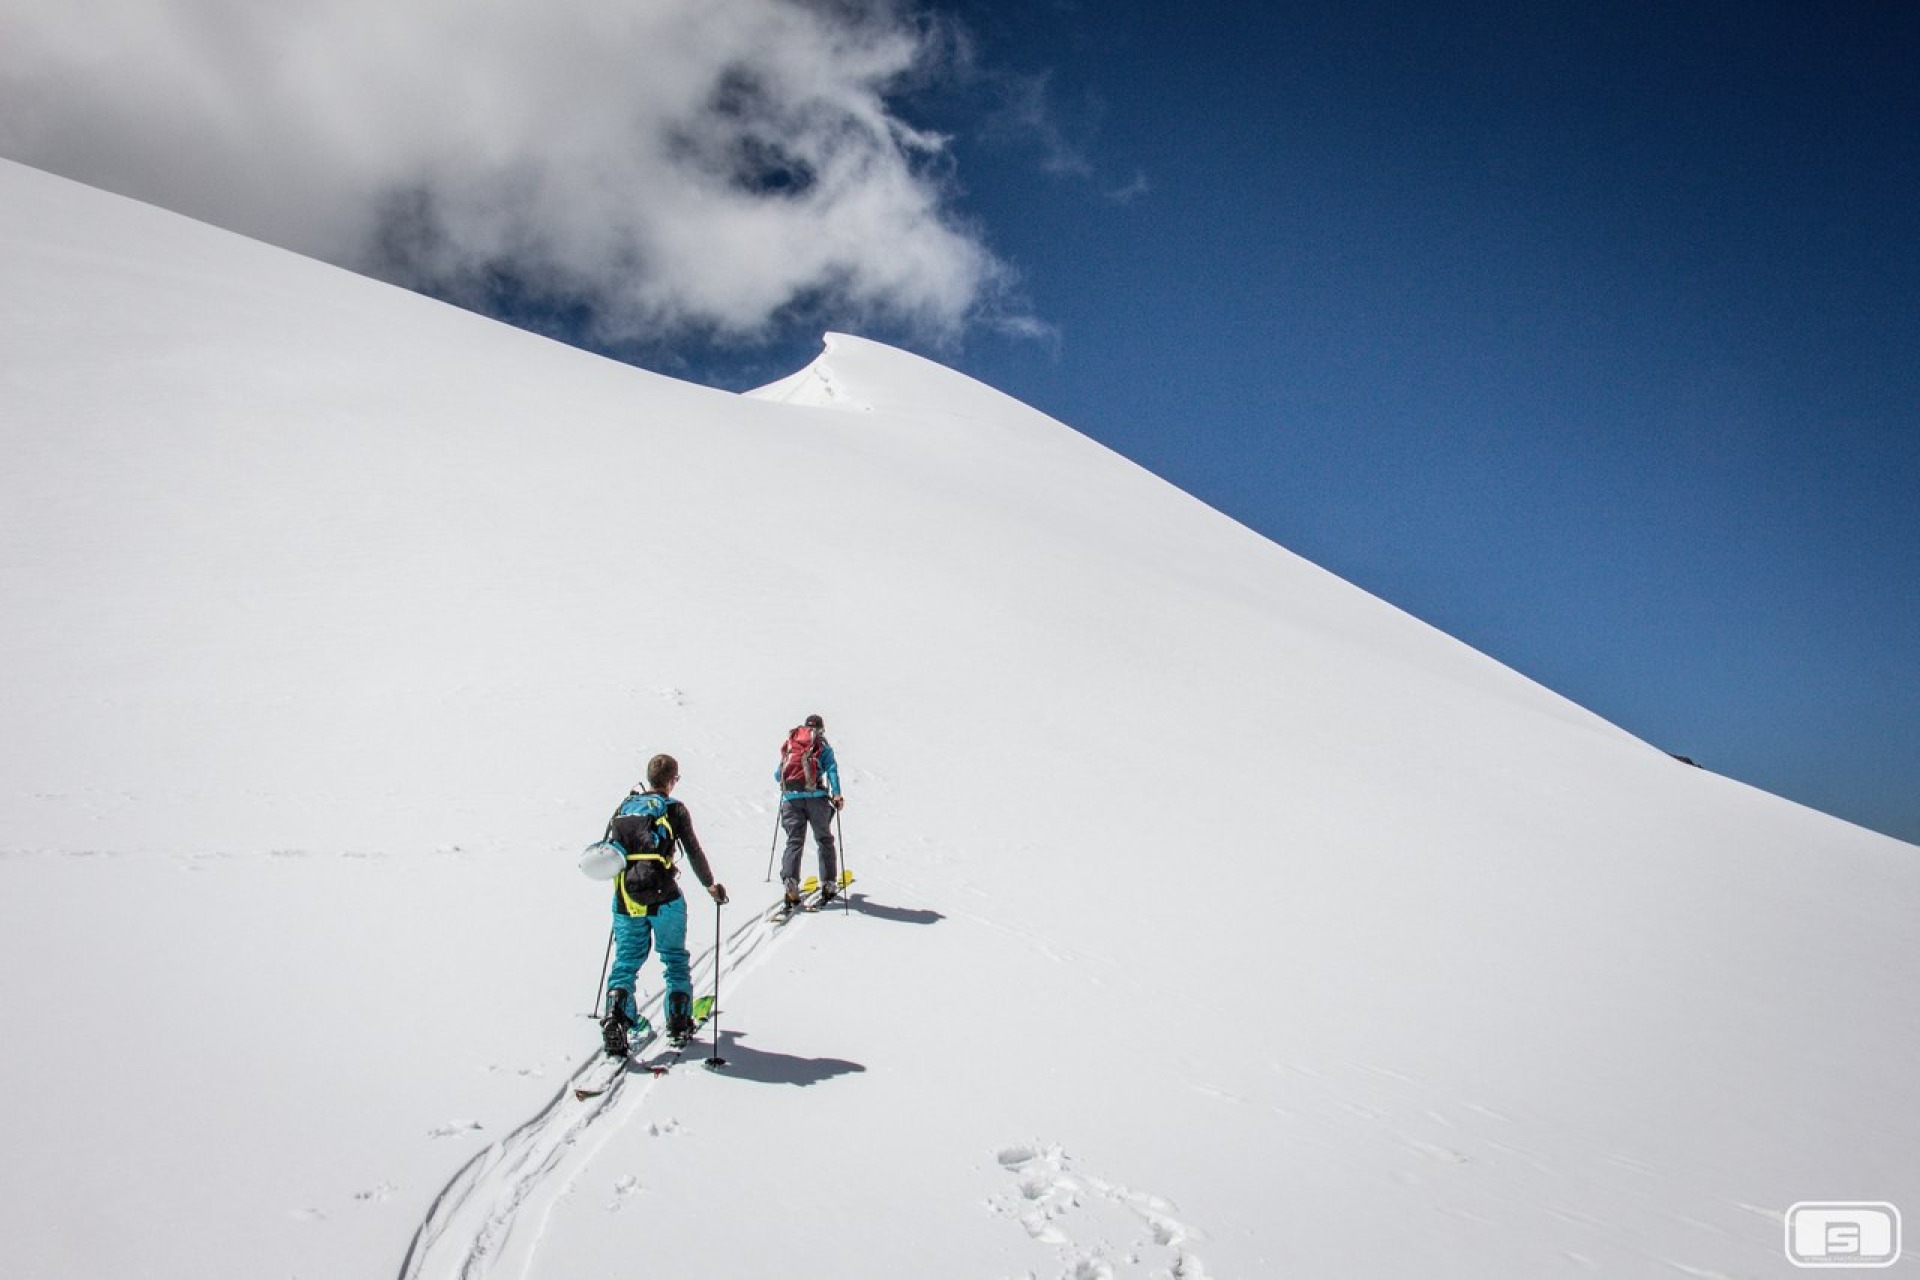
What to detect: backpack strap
<box><xmin>609</xmin><ymin>790</ymin><xmax>678</xmax><ymax>917</ymax></box>
<box><xmin>615</xmin><ymin>851</ymin><xmax>675</xmax><ymax>916</ymax></box>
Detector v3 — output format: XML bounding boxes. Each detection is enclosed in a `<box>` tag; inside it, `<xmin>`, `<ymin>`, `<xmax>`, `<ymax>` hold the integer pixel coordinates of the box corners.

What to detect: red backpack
<box><xmin>780</xmin><ymin>725</ymin><xmax>825</xmax><ymax>790</ymax></box>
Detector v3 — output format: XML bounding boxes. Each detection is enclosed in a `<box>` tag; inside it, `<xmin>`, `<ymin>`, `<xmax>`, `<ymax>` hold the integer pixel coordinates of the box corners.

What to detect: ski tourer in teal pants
<box><xmin>599</xmin><ymin>753</ymin><xmax>727</xmax><ymax>1053</ymax></box>
<box><xmin>607</xmin><ymin>897</ymin><xmax>690</xmax><ymax>1028</ymax></box>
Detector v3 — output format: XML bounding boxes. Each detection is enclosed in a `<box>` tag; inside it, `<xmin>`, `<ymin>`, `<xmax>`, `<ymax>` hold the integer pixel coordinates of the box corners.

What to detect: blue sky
<box><xmin>802</xmin><ymin>1</ymin><xmax>1920</xmax><ymax>843</ymax></box>
<box><xmin>2</xmin><ymin>0</ymin><xmax>1912</xmax><ymax>843</ymax></box>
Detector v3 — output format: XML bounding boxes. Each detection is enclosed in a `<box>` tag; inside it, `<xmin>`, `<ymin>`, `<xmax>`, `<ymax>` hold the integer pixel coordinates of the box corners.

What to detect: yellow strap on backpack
<box><xmin>617</xmin><ymin>851</ymin><xmax>675</xmax><ymax>917</ymax></box>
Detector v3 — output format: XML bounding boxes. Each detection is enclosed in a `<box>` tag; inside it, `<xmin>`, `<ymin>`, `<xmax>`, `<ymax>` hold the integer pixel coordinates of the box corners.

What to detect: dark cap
<box><xmin>804</xmin><ymin>714</ymin><xmax>824</xmax><ymax>729</ymax></box>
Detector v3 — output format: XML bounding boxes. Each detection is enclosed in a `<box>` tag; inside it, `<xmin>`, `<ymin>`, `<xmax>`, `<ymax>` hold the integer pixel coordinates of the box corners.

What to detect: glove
<box><xmin>709</xmin><ymin>883</ymin><xmax>730</xmax><ymax>905</ymax></box>
<box><xmin>831</xmin><ymin>795</ymin><xmax>846</xmax><ymax>811</ymax></box>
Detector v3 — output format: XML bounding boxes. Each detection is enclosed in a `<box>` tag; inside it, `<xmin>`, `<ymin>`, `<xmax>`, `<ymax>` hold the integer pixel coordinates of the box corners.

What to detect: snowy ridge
<box><xmin>743</xmin><ymin>334</ymin><xmax>871</xmax><ymax>411</ymax></box>
<box><xmin>3</xmin><ymin>158</ymin><xmax>1916</xmax><ymax>1280</ymax></box>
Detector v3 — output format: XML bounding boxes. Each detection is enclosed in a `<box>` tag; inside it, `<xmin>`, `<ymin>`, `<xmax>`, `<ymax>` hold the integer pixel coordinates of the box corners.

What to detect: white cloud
<box><xmin>0</xmin><ymin>0</ymin><xmax>1017</xmax><ymax>346</ymax></box>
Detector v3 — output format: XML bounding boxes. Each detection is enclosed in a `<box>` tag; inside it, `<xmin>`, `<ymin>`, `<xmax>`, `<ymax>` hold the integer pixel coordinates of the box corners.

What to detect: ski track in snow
<box><xmin>990</xmin><ymin>1143</ymin><xmax>1210</xmax><ymax>1280</ymax></box>
<box><xmin>395</xmin><ymin>897</ymin><xmax>790</xmax><ymax>1280</ymax></box>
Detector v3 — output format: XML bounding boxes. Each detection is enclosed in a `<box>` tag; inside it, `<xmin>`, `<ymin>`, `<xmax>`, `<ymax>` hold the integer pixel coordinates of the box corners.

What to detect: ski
<box><xmin>573</xmin><ymin>1020</ymin><xmax>656</xmax><ymax>1101</ymax></box>
<box><xmin>769</xmin><ymin>870</ymin><xmax>855</xmax><ymax>923</ymax></box>
<box><xmin>809</xmin><ymin>868</ymin><xmax>855</xmax><ymax>910</ymax></box>
<box><xmin>639</xmin><ymin>995</ymin><xmax>719</xmax><ymax>1075</ymax></box>
<box><xmin>771</xmin><ymin>873</ymin><xmax>824</xmax><ymax>921</ymax></box>
<box><xmin>575</xmin><ymin>995</ymin><xmax>718</xmax><ymax>1095</ymax></box>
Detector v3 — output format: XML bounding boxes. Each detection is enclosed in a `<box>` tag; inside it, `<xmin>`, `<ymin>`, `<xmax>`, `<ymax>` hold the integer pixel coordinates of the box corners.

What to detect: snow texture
<box><xmin>1</xmin><ymin>156</ymin><xmax>1914</xmax><ymax>1279</ymax></box>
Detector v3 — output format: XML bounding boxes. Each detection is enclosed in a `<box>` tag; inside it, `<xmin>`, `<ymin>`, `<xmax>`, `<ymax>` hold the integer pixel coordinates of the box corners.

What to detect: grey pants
<box><xmin>779</xmin><ymin>795</ymin><xmax>838</xmax><ymax>890</ymax></box>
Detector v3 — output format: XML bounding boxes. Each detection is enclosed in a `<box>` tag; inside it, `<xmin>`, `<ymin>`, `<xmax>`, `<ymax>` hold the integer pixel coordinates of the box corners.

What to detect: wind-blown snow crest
<box><xmin>2</xmin><ymin>157</ymin><xmax>1914</xmax><ymax>1280</ymax></box>
<box><xmin>744</xmin><ymin>335</ymin><xmax>872</xmax><ymax>411</ymax></box>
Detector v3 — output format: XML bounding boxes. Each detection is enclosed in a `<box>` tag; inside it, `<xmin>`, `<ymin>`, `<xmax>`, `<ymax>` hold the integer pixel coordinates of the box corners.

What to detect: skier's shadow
<box><xmin>841</xmin><ymin>892</ymin><xmax>943</xmax><ymax>926</ymax></box>
<box><xmin>705</xmin><ymin>1029</ymin><xmax>866</xmax><ymax>1087</ymax></box>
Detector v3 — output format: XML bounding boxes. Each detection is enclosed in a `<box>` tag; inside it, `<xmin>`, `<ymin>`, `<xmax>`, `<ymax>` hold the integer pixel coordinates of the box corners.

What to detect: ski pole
<box><xmin>704</xmin><ymin>894</ymin><xmax>727</xmax><ymax>1070</ymax></box>
<box><xmin>835</xmin><ymin>806</ymin><xmax>850</xmax><ymax>915</ymax></box>
<box><xmin>591</xmin><ymin>923</ymin><xmax>613</xmax><ymax>1017</ymax></box>
<box><xmin>763</xmin><ymin>805</ymin><xmax>781</xmax><ymax>882</ymax></box>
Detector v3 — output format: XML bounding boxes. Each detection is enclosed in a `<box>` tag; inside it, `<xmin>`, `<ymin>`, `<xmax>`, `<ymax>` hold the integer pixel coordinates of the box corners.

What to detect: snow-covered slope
<box><xmin>2</xmin><ymin>156</ymin><xmax>1914</xmax><ymax>1280</ymax></box>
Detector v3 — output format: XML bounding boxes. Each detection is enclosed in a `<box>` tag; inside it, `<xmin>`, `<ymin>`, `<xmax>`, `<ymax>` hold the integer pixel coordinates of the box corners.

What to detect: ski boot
<box><xmin>601</xmin><ymin>989</ymin><xmax>634</xmax><ymax>1058</ymax></box>
<box><xmin>666</xmin><ymin>991</ymin><xmax>696</xmax><ymax>1047</ymax></box>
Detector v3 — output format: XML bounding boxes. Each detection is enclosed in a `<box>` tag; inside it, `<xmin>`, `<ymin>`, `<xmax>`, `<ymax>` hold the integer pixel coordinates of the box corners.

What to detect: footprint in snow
<box><xmin>990</xmin><ymin>1143</ymin><xmax>1208</xmax><ymax>1279</ymax></box>
<box><xmin>427</xmin><ymin>1119</ymin><xmax>483</xmax><ymax>1139</ymax></box>
<box><xmin>483</xmin><ymin>1062</ymin><xmax>543</xmax><ymax>1079</ymax></box>
<box><xmin>605</xmin><ymin>1173</ymin><xmax>643</xmax><ymax>1212</ymax></box>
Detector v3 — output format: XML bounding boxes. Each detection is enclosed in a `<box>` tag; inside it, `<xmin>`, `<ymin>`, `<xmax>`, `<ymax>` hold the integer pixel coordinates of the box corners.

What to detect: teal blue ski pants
<box><xmin>607</xmin><ymin>896</ymin><xmax>690</xmax><ymax>1024</ymax></box>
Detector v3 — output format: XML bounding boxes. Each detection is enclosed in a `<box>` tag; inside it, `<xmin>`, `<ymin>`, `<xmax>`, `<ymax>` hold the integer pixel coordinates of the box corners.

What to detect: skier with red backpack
<box><xmin>777</xmin><ymin>714</ymin><xmax>844</xmax><ymax>910</ymax></box>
